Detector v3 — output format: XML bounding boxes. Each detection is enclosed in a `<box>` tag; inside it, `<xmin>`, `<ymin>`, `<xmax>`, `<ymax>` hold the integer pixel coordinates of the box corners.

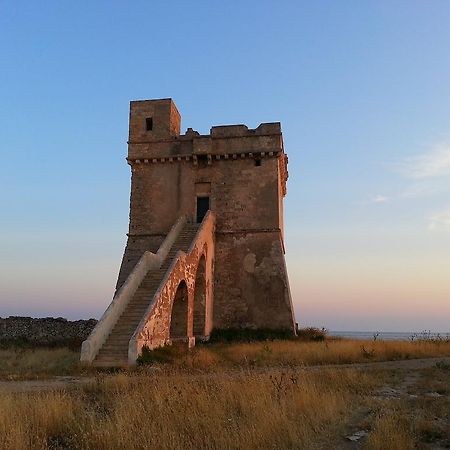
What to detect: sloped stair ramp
<box><xmin>81</xmin><ymin>212</ymin><xmax>215</xmax><ymax>367</ymax></box>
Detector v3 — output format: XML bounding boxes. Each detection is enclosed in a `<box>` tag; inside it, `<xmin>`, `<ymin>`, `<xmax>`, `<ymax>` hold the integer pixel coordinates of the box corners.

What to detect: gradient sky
<box><xmin>1</xmin><ymin>1</ymin><xmax>450</xmax><ymax>331</ymax></box>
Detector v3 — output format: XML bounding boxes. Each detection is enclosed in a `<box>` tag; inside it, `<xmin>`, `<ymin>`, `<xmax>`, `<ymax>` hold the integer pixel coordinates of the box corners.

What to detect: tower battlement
<box><xmin>127</xmin><ymin>100</ymin><xmax>284</xmax><ymax>163</ymax></box>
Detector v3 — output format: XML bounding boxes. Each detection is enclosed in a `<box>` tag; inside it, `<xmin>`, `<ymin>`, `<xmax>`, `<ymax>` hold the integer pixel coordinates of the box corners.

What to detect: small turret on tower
<box><xmin>129</xmin><ymin>98</ymin><xmax>181</xmax><ymax>142</ymax></box>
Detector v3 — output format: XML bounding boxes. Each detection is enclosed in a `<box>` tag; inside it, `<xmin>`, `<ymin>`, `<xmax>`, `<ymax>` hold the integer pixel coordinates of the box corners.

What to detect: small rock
<box><xmin>144</xmin><ymin>366</ymin><xmax>162</xmax><ymax>373</ymax></box>
<box><xmin>426</xmin><ymin>392</ymin><xmax>443</xmax><ymax>398</ymax></box>
<box><xmin>376</xmin><ymin>386</ymin><xmax>401</xmax><ymax>398</ymax></box>
<box><xmin>345</xmin><ymin>430</ymin><xmax>368</xmax><ymax>442</ymax></box>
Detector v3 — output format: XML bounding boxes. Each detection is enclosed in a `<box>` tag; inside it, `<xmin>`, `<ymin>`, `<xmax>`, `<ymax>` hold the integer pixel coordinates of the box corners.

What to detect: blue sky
<box><xmin>1</xmin><ymin>1</ymin><xmax>449</xmax><ymax>331</ymax></box>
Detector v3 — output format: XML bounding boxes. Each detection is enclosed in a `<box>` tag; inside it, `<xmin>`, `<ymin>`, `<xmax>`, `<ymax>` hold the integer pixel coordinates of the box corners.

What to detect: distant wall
<box><xmin>0</xmin><ymin>317</ymin><xmax>97</xmax><ymax>348</ymax></box>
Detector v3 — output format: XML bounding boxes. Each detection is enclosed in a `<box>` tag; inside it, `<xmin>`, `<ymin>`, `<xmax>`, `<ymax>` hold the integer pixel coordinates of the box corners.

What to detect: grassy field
<box><xmin>160</xmin><ymin>337</ymin><xmax>450</xmax><ymax>369</ymax></box>
<box><xmin>0</xmin><ymin>366</ymin><xmax>381</xmax><ymax>449</ymax></box>
<box><xmin>0</xmin><ymin>360</ymin><xmax>449</xmax><ymax>449</ymax></box>
<box><xmin>0</xmin><ymin>338</ymin><xmax>449</xmax><ymax>449</ymax></box>
<box><xmin>0</xmin><ymin>348</ymin><xmax>82</xmax><ymax>380</ymax></box>
<box><xmin>1</xmin><ymin>337</ymin><xmax>449</xmax><ymax>379</ymax></box>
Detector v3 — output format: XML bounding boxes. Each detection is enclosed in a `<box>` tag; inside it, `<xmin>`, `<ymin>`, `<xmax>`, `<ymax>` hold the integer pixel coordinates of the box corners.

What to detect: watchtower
<box><xmin>120</xmin><ymin>98</ymin><xmax>295</xmax><ymax>331</ymax></box>
<box><xmin>81</xmin><ymin>98</ymin><xmax>295</xmax><ymax>366</ymax></box>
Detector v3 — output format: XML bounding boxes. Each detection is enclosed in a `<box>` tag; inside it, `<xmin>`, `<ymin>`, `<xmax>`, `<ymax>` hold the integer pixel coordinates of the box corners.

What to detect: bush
<box><xmin>136</xmin><ymin>345</ymin><xmax>180</xmax><ymax>365</ymax></box>
<box><xmin>409</xmin><ymin>331</ymin><xmax>450</xmax><ymax>344</ymax></box>
<box><xmin>296</xmin><ymin>327</ymin><xmax>328</xmax><ymax>342</ymax></box>
<box><xmin>208</xmin><ymin>328</ymin><xmax>295</xmax><ymax>343</ymax></box>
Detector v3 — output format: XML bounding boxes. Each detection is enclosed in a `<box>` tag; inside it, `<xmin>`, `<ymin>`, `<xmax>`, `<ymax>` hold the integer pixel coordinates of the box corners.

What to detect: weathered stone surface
<box><xmin>0</xmin><ymin>316</ymin><xmax>97</xmax><ymax>347</ymax></box>
<box><xmin>82</xmin><ymin>98</ymin><xmax>296</xmax><ymax>366</ymax></box>
<box><xmin>214</xmin><ymin>232</ymin><xmax>292</xmax><ymax>329</ymax></box>
<box><xmin>120</xmin><ymin>98</ymin><xmax>295</xmax><ymax>333</ymax></box>
<box><xmin>130</xmin><ymin>211</ymin><xmax>215</xmax><ymax>359</ymax></box>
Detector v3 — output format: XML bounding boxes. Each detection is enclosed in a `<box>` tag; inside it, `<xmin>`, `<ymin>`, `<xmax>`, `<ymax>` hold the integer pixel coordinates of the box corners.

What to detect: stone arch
<box><xmin>169</xmin><ymin>280</ymin><xmax>189</xmax><ymax>342</ymax></box>
<box><xmin>133</xmin><ymin>212</ymin><xmax>216</xmax><ymax>358</ymax></box>
<box><xmin>193</xmin><ymin>254</ymin><xmax>207</xmax><ymax>339</ymax></box>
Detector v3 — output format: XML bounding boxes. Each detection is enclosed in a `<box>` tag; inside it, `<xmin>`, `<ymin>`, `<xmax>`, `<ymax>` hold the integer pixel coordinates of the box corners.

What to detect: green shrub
<box><xmin>208</xmin><ymin>328</ymin><xmax>295</xmax><ymax>343</ymax></box>
<box><xmin>137</xmin><ymin>345</ymin><xmax>180</xmax><ymax>365</ymax></box>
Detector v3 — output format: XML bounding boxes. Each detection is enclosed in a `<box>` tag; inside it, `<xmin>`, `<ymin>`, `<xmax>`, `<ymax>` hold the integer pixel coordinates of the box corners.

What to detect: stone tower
<box><xmin>119</xmin><ymin>97</ymin><xmax>294</xmax><ymax>330</ymax></box>
<box><xmin>81</xmin><ymin>98</ymin><xmax>295</xmax><ymax>366</ymax></box>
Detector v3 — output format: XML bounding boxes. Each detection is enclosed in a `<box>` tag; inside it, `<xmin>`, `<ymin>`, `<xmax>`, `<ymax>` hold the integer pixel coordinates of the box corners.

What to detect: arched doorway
<box><xmin>193</xmin><ymin>255</ymin><xmax>207</xmax><ymax>339</ymax></box>
<box><xmin>170</xmin><ymin>280</ymin><xmax>188</xmax><ymax>342</ymax></box>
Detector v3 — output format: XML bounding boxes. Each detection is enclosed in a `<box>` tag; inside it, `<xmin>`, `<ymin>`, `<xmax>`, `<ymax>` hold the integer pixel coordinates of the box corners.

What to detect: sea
<box><xmin>329</xmin><ymin>331</ymin><xmax>450</xmax><ymax>341</ymax></box>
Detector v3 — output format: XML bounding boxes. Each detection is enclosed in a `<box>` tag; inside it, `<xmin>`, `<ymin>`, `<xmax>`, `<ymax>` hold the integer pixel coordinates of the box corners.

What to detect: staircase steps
<box><xmin>93</xmin><ymin>223</ymin><xmax>199</xmax><ymax>367</ymax></box>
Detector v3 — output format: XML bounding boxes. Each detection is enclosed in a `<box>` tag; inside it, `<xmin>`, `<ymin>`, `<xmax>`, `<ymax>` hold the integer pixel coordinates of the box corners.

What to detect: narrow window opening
<box><xmin>146</xmin><ymin>117</ymin><xmax>153</xmax><ymax>131</ymax></box>
<box><xmin>196</xmin><ymin>196</ymin><xmax>210</xmax><ymax>223</ymax></box>
<box><xmin>197</xmin><ymin>154</ymin><xmax>208</xmax><ymax>168</ymax></box>
<box><xmin>255</xmin><ymin>158</ymin><xmax>262</xmax><ymax>167</ymax></box>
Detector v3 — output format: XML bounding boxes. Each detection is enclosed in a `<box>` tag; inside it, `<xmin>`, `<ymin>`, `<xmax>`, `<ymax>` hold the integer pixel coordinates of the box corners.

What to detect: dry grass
<box><xmin>0</xmin><ymin>391</ymin><xmax>81</xmax><ymax>450</ymax></box>
<box><xmin>1</xmin><ymin>339</ymin><xmax>449</xmax><ymax>380</ymax></box>
<box><xmin>0</xmin><ymin>367</ymin><xmax>378</xmax><ymax>450</ymax></box>
<box><xmin>155</xmin><ymin>338</ymin><xmax>450</xmax><ymax>370</ymax></box>
<box><xmin>407</xmin><ymin>365</ymin><xmax>450</xmax><ymax>448</ymax></box>
<box><xmin>358</xmin><ymin>363</ymin><xmax>450</xmax><ymax>450</ymax></box>
<box><xmin>0</xmin><ymin>340</ymin><xmax>449</xmax><ymax>449</ymax></box>
<box><xmin>0</xmin><ymin>348</ymin><xmax>82</xmax><ymax>380</ymax></box>
<box><xmin>363</xmin><ymin>407</ymin><xmax>415</xmax><ymax>450</ymax></box>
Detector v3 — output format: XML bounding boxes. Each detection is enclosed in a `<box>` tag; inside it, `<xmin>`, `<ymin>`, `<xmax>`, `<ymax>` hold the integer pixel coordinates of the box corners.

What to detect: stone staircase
<box><xmin>93</xmin><ymin>222</ymin><xmax>200</xmax><ymax>367</ymax></box>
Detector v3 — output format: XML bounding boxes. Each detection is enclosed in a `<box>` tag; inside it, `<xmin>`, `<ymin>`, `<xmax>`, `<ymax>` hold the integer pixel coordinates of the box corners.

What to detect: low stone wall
<box><xmin>0</xmin><ymin>316</ymin><xmax>97</xmax><ymax>348</ymax></box>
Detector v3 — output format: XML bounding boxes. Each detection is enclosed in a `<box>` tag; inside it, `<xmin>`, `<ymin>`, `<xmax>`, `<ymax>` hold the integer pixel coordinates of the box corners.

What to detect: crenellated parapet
<box><xmin>128</xmin><ymin>121</ymin><xmax>284</xmax><ymax>164</ymax></box>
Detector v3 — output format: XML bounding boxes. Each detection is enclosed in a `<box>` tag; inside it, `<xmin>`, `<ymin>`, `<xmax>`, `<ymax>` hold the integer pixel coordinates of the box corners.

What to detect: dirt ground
<box><xmin>338</xmin><ymin>357</ymin><xmax>450</xmax><ymax>449</ymax></box>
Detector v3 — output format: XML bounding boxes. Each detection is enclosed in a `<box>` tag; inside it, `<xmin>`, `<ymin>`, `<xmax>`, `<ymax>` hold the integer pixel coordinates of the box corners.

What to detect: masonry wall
<box><xmin>116</xmin><ymin>98</ymin><xmax>295</xmax><ymax>332</ymax></box>
<box><xmin>214</xmin><ymin>232</ymin><xmax>293</xmax><ymax>329</ymax></box>
<box><xmin>117</xmin><ymin>157</ymin><xmax>280</xmax><ymax>271</ymax></box>
<box><xmin>125</xmin><ymin>155</ymin><xmax>281</xmax><ymax>233</ymax></box>
<box><xmin>117</xmin><ymin>156</ymin><xmax>294</xmax><ymax>330</ymax></box>
<box><xmin>0</xmin><ymin>317</ymin><xmax>97</xmax><ymax>347</ymax></box>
